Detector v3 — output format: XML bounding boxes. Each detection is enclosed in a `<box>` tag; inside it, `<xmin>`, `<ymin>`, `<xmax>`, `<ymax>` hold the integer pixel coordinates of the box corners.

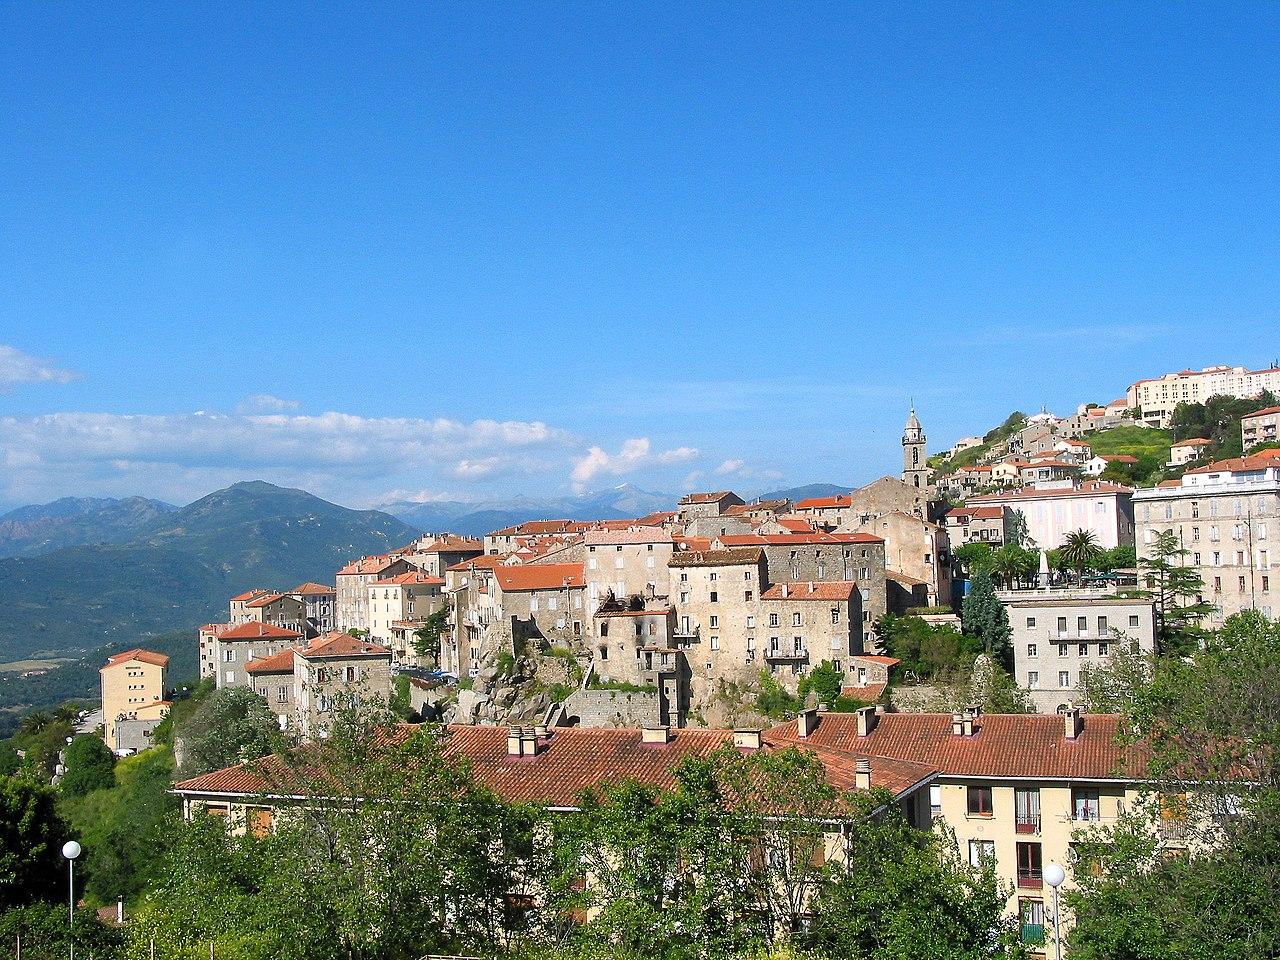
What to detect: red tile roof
<box><xmin>371</xmin><ymin>572</ymin><xmax>445</xmax><ymax>587</ymax></box>
<box><xmin>230</xmin><ymin>588</ymin><xmax>272</xmax><ymax>602</ymax></box>
<box><xmin>245</xmin><ymin>648</ymin><xmax>298</xmax><ymax>674</ymax></box>
<box><xmin>1241</xmin><ymin>406</ymin><xmax>1280</xmax><ymax>419</ymax></box>
<box><xmin>219</xmin><ymin>622</ymin><xmax>303</xmax><ymax>641</ymax></box>
<box><xmin>794</xmin><ymin>494</ymin><xmax>852</xmax><ymax>509</ymax></box>
<box><xmin>414</xmin><ymin>536</ymin><xmax>484</xmax><ymax>553</ymax></box>
<box><xmin>336</xmin><ymin>555</ymin><xmax>400</xmax><ymax>576</ymax></box>
<box><xmin>669</xmin><ymin>547</ymin><xmax>764</xmax><ymax>567</ymax></box>
<box><xmin>672</xmin><ymin>535</ymin><xmax>712</xmax><ymax>552</ymax></box>
<box><xmin>852</xmin><ymin>655</ymin><xmax>901</xmax><ymax>667</ymax></box>
<box><xmin>446</xmin><ymin>554</ymin><xmax>509</xmax><ymax>572</ymax></box>
<box><xmin>102</xmin><ymin>648</ymin><xmax>169</xmax><ymax>669</ymax></box>
<box><xmin>245</xmin><ymin>592</ymin><xmax>287</xmax><ymax>608</ymax></box>
<box><xmin>493</xmin><ymin>563</ymin><xmax>585</xmax><ymax>592</ymax></box>
<box><xmin>760</xmin><ymin>582</ymin><xmax>857</xmax><ymax>601</ymax></box>
<box><xmin>766</xmin><ymin>712</ymin><xmax>1144</xmax><ymax>780</ymax></box>
<box><xmin>839</xmin><ymin>683</ymin><xmax>888</xmax><ymax>703</ymax></box>
<box><xmin>635</xmin><ymin>511</ymin><xmax>678</xmax><ymax>526</ymax></box>
<box><xmin>290</xmin><ymin>582</ymin><xmax>336</xmax><ymax>595</ymax></box>
<box><xmin>299</xmin><ymin>632</ymin><xmax>391</xmax><ymax>659</ymax></box>
<box><xmin>1185</xmin><ymin>449</ymin><xmax>1280</xmax><ymax>476</ymax></box>
<box><xmin>774</xmin><ymin>518</ymin><xmax>816</xmax><ymax>533</ymax></box>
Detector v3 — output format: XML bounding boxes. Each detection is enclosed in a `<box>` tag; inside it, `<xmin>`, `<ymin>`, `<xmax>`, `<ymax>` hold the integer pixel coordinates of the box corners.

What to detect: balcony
<box><xmin>1017</xmin><ymin>870</ymin><xmax>1043</xmax><ymax>890</ymax></box>
<box><xmin>1015</xmin><ymin>815</ymin><xmax>1041</xmax><ymax>835</ymax></box>
<box><xmin>765</xmin><ymin>648</ymin><xmax>809</xmax><ymax>662</ymax></box>
<box><xmin>1020</xmin><ymin>923</ymin><xmax>1046</xmax><ymax>947</ymax></box>
<box><xmin>1159</xmin><ymin>820</ymin><xmax>1190</xmax><ymax>842</ymax></box>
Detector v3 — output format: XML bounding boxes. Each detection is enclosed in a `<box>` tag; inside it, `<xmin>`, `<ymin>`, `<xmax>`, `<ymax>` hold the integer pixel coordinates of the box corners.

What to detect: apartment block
<box><xmin>1241</xmin><ymin>406</ymin><xmax>1280</xmax><ymax>450</ymax></box>
<box><xmin>1127</xmin><ymin>364</ymin><xmax>1280</xmax><ymax>428</ymax></box>
<box><xmin>213</xmin><ymin>621</ymin><xmax>303</xmax><ymax>690</ymax></box>
<box><xmin>335</xmin><ymin>554</ymin><xmax>415</xmax><ymax>631</ymax></box>
<box><xmin>100</xmin><ymin>649</ymin><xmax>169</xmax><ymax>753</ymax></box>
<box><xmin>966</xmin><ymin>480</ymin><xmax>1135</xmax><ymax>551</ymax></box>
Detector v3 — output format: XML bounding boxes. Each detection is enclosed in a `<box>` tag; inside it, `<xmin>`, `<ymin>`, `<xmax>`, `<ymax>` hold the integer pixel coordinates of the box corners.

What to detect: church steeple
<box><xmin>902</xmin><ymin>404</ymin><xmax>929</xmax><ymax>488</ymax></box>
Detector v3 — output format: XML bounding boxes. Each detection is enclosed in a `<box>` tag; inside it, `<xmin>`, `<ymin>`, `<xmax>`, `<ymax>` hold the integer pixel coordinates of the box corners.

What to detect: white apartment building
<box><xmin>1132</xmin><ymin>450</ymin><xmax>1280</xmax><ymax>623</ymax></box>
<box><xmin>1002</xmin><ymin>592</ymin><xmax>1156</xmax><ymax>713</ymax></box>
<box><xmin>965</xmin><ymin>480</ymin><xmax>1135</xmax><ymax>551</ymax></box>
<box><xmin>1127</xmin><ymin>364</ymin><xmax>1280</xmax><ymax>428</ymax></box>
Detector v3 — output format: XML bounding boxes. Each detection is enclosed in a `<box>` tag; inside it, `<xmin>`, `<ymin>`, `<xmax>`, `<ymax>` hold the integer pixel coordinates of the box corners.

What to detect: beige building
<box><xmin>100</xmin><ymin>649</ymin><xmax>169</xmax><ymax>753</ymax></box>
<box><xmin>228</xmin><ymin>588</ymin><xmax>272</xmax><ymax>624</ymax></box>
<box><xmin>294</xmin><ymin>632</ymin><xmax>393</xmax><ymax>738</ymax></box>
<box><xmin>1241</xmin><ymin>406</ymin><xmax>1280</xmax><ymax>451</ymax></box>
<box><xmin>943</xmin><ymin>505</ymin><xmax>1009</xmax><ymax>547</ymax></box>
<box><xmin>1132</xmin><ymin>449</ymin><xmax>1280</xmax><ymax>624</ymax></box>
<box><xmin>401</xmin><ymin>535</ymin><xmax>485</xmax><ymax>577</ymax></box>
<box><xmin>1168</xmin><ymin>437</ymin><xmax>1213</xmax><ymax>467</ymax></box>
<box><xmin>242</xmin><ymin>592</ymin><xmax>307</xmax><ymax>634</ymax></box>
<box><xmin>367</xmin><ymin>571</ymin><xmax>446</xmax><ymax>661</ymax></box>
<box><xmin>583</xmin><ymin>528</ymin><xmax>674</xmax><ymax>614</ymax></box>
<box><xmin>246</xmin><ymin>648</ymin><xmax>298</xmax><ymax>731</ymax></box>
<box><xmin>197</xmin><ymin>623</ymin><xmax>231</xmax><ymax>680</ymax></box>
<box><xmin>844</xmin><ymin>511</ymin><xmax>951</xmax><ymax>609</ymax></box>
<box><xmin>1003</xmin><ymin>592</ymin><xmax>1157</xmax><ymax>713</ymax></box>
<box><xmin>335</xmin><ymin>554</ymin><xmax>414</xmax><ymax>631</ymax></box>
<box><xmin>1127</xmin><ymin>364</ymin><xmax>1280</xmax><ymax>428</ymax></box>
<box><xmin>213</xmin><ymin>621</ymin><xmax>303</xmax><ymax>690</ymax></box>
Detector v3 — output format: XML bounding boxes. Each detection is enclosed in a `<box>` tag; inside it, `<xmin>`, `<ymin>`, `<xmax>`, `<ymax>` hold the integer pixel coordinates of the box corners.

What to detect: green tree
<box><xmin>961</xmin><ymin>571</ymin><xmax>1012</xmax><ymax>667</ymax></box>
<box><xmin>60</xmin><ymin>735</ymin><xmax>116</xmax><ymax>798</ymax></box>
<box><xmin>1141</xmin><ymin>530</ymin><xmax>1214</xmax><ymax>655</ymax></box>
<box><xmin>0</xmin><ymin>776</ymin><xmax>68</xmax><ymax>908</ymax></box>
<box><xmin>879</xmin><ymin>615</ymin><xmax>981</xmax><ymax>680</ymax></box>
<box><xmin>1005</xmin><ymin>509</ymin><xmax>1032</xmax><ymax>549</ymax></box>
<box><xmin>798</xmin><ymin>661</ymin><xmax>843</xmax><ymax>708</ymax></box>
<box><xmin>953</xmin><ymin>541</ymin><xmax>994</xmax><ymax>576</ymax></box>
<box><xmin>1077</xmin><ymin>639</ymin><xmax>1152</xmax><ymax>713</ymax></box>
<box><xmin>0</xmin><ymin>902</ymin><xmax>125</xmax><ymax>959</ymax></box>
<box><xmin>1060</xmin><ymin>528</ymin><xmax>1103</xmax><ymax>580</ymax></box>
<box><xmin>412</xmin><ymin>606</ymin><xmax>450</xmax><ymax>663</ymax></box>
<box><xmin>174</xmin><ymin>686</ymin><xmax>283</xmax><ymax>780</ymax></box>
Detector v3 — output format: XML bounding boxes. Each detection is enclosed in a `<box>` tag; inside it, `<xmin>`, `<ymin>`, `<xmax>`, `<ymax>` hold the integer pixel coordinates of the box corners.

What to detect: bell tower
<box><xmin>902</xmin><ymin>405</ymin><xmax>929</xmax><ymax>489</ymax></box>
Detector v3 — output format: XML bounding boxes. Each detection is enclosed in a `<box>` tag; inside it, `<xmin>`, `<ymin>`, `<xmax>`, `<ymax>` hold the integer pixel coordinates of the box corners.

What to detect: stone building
<box><xmin>228</xmin><ymin>588</ymin><xmax>272</xmax><ymax>624</ymax></box>
<box><xmin>902</xmin><ymin>406</ymin><xmax>930</xmax><ymax>490</ymax></box>
<box><xmin>241</xmin><ymin>592</ymin><xmax>307</xmax><ymax>635</ymax></box>
<box><xmin>294</xmin><ymin>632</ymin><xmax>393</xmax><ymax>738</ymax></box>
<box><xmin>213</xmin><ymin>621</ymin><xmax>303</xmax><ymax>690</ymax></box>
<box><xmin>335</xmin><ymin>554</ymin><xmax>414</xmax><ymax>631</ymax></box>
<box><xmin>100</xmin><ymin>648</ymin><xmax>169</xmax><ymax>753</ymax></box>
<box><xmin>491</xmin><ymin>562</ymin><xmax>587</xmax><ymax>652</ymax></box>
<box><xmin>844</xmin><ymin>511</ymin><xmax>951</xmax><ymax>609</ymax></box>
<box><xmin>1132</xmin><ymin>449</ymin><xmax>1280</xmax><ymax>624</ymax></box>
<box><xmin>197</xmin><ymin>623</ymin><xmax>231</xmax><ymax>680</ymax></box>
<box><xmin>676</xmin><ymin>491</ymin><xmax>745</xmax><ymax>524</ymax></box>
<box><xmin>583</xmin><ymin>528</ymin><xmax>674</xmax><ymax>614</ymax></box>
<box><xmin>245</xmin><ymin>648</ymin><xmax>298</xmax><ymax>730</ymax></box>
<box><xmin>401</xmin><ymin>535</ymin><xmax>485</xmax><ymax>576</ymax></box>
<box><xmin>943</xmin><ymin>505</ymin><xmax>1009</xmax><ymax>547</ymax></box>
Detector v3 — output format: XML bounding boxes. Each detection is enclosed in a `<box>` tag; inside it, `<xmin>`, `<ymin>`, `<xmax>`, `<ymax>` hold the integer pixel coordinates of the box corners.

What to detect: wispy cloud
<box><xmin>714</xmin><ymin>458</ymin><xmax>745</xmax><ymax>476</ymax></box>
<box><xmin>571</xmin><ymin>438</ymin><xmax>699</xmax><ymax>493</ymax></box>
<box><xmin>0</xmin><ymin>344</ymin><xmax>80</xmax><ymax>391</ymax></box>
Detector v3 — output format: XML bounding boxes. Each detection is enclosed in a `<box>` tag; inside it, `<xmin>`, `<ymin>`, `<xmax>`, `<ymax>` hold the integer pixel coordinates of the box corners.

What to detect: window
<box><xmin>792</xmin><ymin>612</ymin><xmax>802</xmax><ymax>627</ymax></box>
<box><xmin>1078</xmin><ymin>643</ymin><xmax>1088</xmax><ymax>656</ymax></box>
<box><xmin>709</xmin><ymin>591</ymin><xmax>718</xmax><ymax>603</ymax></box>
<box><xmin>769</xmin><ymin>613</ymin><xmax>779</xmax><ymax>628</ymax></box>
<box><xmin>966</xmin><ymin>785</ymin><xmax>993</xmax><ymax>817</ymax></box>
<box><xmin>1058</xmin><ymin>643</ymin><xmax>1068</xmax><ymax>656</ymax></box>
<box><xmin>744</xmin><ymin>570</ymin><xmax>752</xmax><ymax>580</ymax></box>
<box><xmin>1027</xmin><ymin>670</ymin><xmax>1039</xmax><ymax>686</ymax></box>
<box><xmin>1057</xmin><ymin>616</ymin><xmax>1067</xmax><ymax>633</ymax></box>
<box><xmin>744</xmin><ymin>590</ymin><xmax>753</xmax><ymax>601</ymax></box>
<box><xmin>710</xmin><ymin>636</ymin><xmax>720</xmax><ymax>651</ymax></box>
<box><xmin>276</xmin><ymin>686</ymin><xmax>287</xmax><ymax>703</ymax></box>
<box><xmin>1016</xmin><ymin>841</ymin><xmax>1043</xmax><ymax>888</ymax></box>
<box><xmin>1098</xmin><ymin>641</ymin><xmax>1109</xmax><ymax>656</ymax></box>
<box><xmin>709</xmin><ymin>572</ymin><xmax>718</xmax><ymax>582</ymax></box>
<box><xmin>1077</xmin><ymin>615</ymin><xmax>1087</xmax><ymax>633</ymax></box>
<box><xmin>1015</xmin><ymin>788</ymin><xmax>1041</xmax><ymax>833</ymax></box>
<box><xmin>1129</xmin><ymin>614</ymin><xmax>1139</xmax><ymax>627</ymax></box>
<box><xmin>1059</xmin><ymin>670</ymin><xmax>1070</xmax><ymax>688</ymax></box>
<box><xmin>1098</xmin><ymin>615</ymin><xmax>1108</xmax><ymax>633</ymax></box>
<box><xmin>1019</xmin><ymin>899</ymin><xmax>1046</xmax><ymax>946</ymax></box>
<box><xmin>1073</xmin><ymin>787</ymin><xmax>1101</xmax><ymax>821</ymax></box>
<box><xmin>831</xmin><ymin>607</ymin><xmax>840</xmax><ymax>624</ymax></box>
<box><xmin>746</xmin><ymin>615</ymin><xmax>755</xmax><ymax>628</ymax></box>
<box><xmin>746</xmin><ymin>636</ymin><xmax>755</xmax><ymax>652</ymax></box>
<box><xmin>929</xmin><ymin>784</ymin><xmax>941</xmax><ymax>817</ymax></box>
<box><xmin>1027</xmin><ymin>643</ymin><xmax>1037</xmax><ymax>657</ymax></box>
<box><xmin>968</xmin><ymin>839</ymin><xmax>996</xmax><ymax>867</ymax></box>
<box><xmin>709</xmin><ymin>615</ymin><xmax>719</xmax><ymax>628</ymax></box>
<box><xmin>1026</xmin><ymin>616</ymin><xmax>1036</xmax><ymax>628</ymax></box>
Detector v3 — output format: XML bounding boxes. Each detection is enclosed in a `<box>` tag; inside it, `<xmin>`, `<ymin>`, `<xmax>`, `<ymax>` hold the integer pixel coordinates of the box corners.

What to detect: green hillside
<box><xmin>0</xmin><ymin>481</ymin><xmax>419</xmax><ymax>722</ymax></box>
<box><xmin>1083</xmin><ymin>425</ymin><xmax>1172</xmax><ymax>461</ymax></box>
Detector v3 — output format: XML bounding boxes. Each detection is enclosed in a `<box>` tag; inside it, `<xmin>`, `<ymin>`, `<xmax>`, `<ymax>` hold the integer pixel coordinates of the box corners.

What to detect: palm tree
<box><xmin>1060</xmin><ymin>529</ymin><xmax>1103</xmax><ymax>581</ymax></box>
<box><xmin>990</xmin><ymin>546</ymin><xmax>1022</xmax><ymax>588</ymax></box>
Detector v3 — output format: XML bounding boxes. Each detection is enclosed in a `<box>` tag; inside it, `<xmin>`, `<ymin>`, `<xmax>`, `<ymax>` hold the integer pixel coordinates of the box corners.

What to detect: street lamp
<box><xmin>62</xmin><ymin>841</ymin><xmax>81</xmax><ymax>960</ymax></box>
<box><xmin>1044</xmin><ymin>861</ymin><xmax>1066</xmax><ymax>960</ymax></box>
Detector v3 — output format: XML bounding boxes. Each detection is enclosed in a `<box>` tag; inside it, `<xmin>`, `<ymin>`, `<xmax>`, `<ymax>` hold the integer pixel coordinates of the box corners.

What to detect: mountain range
<box><xmin>0</xmin><ymin>496</ymin><xmax>178</xmax><ymax>559</ymax></box>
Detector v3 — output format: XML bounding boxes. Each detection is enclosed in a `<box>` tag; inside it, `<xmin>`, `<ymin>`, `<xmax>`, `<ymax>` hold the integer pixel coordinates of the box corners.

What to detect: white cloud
<box><xmin>0</xmin><ymin>345</ymin><xmax>80</xmax><ymax>391</ymax></box>
<box><xmin>452</xmin><ymin>456</ymin><xmax>505</xmax><ymax>478</ymax></box>
<box><xmin>236</xmin><ymin>394</ymin><xmax>300</xmax><ymax>414</ymax></box>
<box><xmin>714</xmin><ymin>458</ymin><xmax>745</xmax><ymax>476</ymax></box>
<box><xmin>570</xmin><ymin>438</ymin><xmax>699</xmax><ymax>493</ymax></box>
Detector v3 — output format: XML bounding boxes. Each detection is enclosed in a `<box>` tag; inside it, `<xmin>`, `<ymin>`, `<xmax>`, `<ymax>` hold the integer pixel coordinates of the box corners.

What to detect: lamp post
<box><xmin>1044</xmin><ymin>861</ymin><xmax>1066</xmax><ymax>960</ymax></box>
<box><xmin>62</xmin><ymin>841</ymin><xmax>81</xmax><ymax>960</ymax></box>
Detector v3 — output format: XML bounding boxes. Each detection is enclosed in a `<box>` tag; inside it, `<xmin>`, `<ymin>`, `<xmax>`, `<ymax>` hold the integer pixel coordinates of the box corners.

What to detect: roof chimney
<box><xmin>951</xmin><ymin>712</ymin><xmax>965</xmax><ymax>736</ymax></box>
<box><xmin>642</xmin><ymin>725</ymin><xmax>672</xmax><ymax>745</ymax></box>
<box><xmin>855</xmin><ymin>705</ymin><xmax>879</xmax><ymax>737</ymax></box>
<box><xmin>507</xmin><ymin>728</ymin><xmax>523</xmax><ymax>757</ymax></box>
<box><xmin>733</xmin><ymin>728</ymin><xmax>762</xmax><ymax>751</ymax></box>
<box><xmin>854</xmin><ymin>757</ymin><xmax>872</xmax><ymax>791</ymax></box>
<box><xmin>1064</xmin><ymin>706</ymin><xmax>1084</xmax><ymax>740</ymax></box>
<box><xmin>961</xmin><ymin>713</ymin><xmax>974</xmax><ymax>737</ymax></box>
<box><xmin>782</xmin><ymin>582</ymin><xmax>789</xmax><ymax>597</ymax></box>
<box><xmin>796</xmin><ymin>707</ymin><xmax>819</xmax><ymax>738</ymax></box>
<box><xmin>520</xmin><ymin>728</ymin><xmax>540</xmax><ymax>756</ymax></box>
<box><xmin>534</xmin><ymin>724</ymin><xmax>549</xmax><ymax>739</ymax></box>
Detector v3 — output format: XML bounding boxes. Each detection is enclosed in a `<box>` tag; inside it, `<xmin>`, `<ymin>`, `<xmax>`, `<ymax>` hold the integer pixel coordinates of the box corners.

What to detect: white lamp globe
<box><xmin>1044</xmin><ymin>862</ymin><xmax>1066</xmax><ymax>888</ymax></box>
<box><xmin>62</xmin><ymin>840</ymin><xmax>82</xmax><ymax>860</ymax></box>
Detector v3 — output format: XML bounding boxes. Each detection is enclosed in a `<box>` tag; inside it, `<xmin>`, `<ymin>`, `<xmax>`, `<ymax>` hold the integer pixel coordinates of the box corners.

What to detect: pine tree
<box><xmin>1141</xmin><ymin>530</ymin><xmax>1214</xmax><ymax>656</ymax></box>
<box><xmin>962</xmin><ymin>570</ymin><xmax>1012</xmax><ymax>668</ymax></box>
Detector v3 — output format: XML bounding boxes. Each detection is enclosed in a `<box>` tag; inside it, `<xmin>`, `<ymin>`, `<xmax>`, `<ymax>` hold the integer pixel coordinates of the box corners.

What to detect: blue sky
<box><xmin>2</xmin><ymin>3</ymin><xmax>1278</xmax><ymax>510</ymax></box>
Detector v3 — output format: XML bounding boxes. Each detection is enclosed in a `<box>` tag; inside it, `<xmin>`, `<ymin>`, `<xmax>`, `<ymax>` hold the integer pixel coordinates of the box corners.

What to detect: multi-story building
<box><xmin>1056</xmin><ymin>399</ymin><xmax>1132</xmax><ymax>438</ymax></box>
<box><xmin>1127</xmin><ymin>364</ymin><xmax>1280</xmax><ymax>428</ymax></box>
<box><xmin>1021</xmin><ymin>459</ymin><xmax>1080</xmax><ymax>484</ymax></box>
<box><xmin>966</xmin><ymin>480</ymin><xmax>1135</xmax><ymax>551</ymax></box>
<box><xmin>401</xmin><ymin>535</ymin><xmax>485</xmax><ymax>576</ymax></box>
<box><xmin>902</xmin><ymin>406</ymin><xmax>930</xmax><ymax>490</ymax></box>
<box><xmin>213</xmin><ymin>621</ymin><xmax>303</xmax><ymax>690</ymax></box>
<box><xmin>1241</xmin><ymin>406</ymin><xmax>1280</xmax><ymax>450</ymax></box>
<box><xmin>583</xmin><ymin>528</ymin><xmax>674</xmax><ymax>613</ymax></box>
<box><xmin>1002</xmin><ymin>592</ymin><xmax>1157</xmax><ymax>713</ymax></box>
<box><xmin>367</xmin><ymin>571</ymin><xmax>447</xmax><ymax>664</ymax></box>
<box><xmin>294</xmin><ymin>632</ymin><xmax>393</xmax><ymax>738</ymax></box>
<box><xmin>100</xmin><ymin>649</ymin><xmax>169</xmax><ymax>753</ymax></box>
<box><xmin>1132</xmin><ymin>449</ymin><xmax>1280</xmax><ymax>623</ymax></box>
<box><xmin>241</xmin><ymin>592</ymin><xmax>307</xmax><ymax>635</ymax></box>
<box><xmin>1168</xmin><ymin>438</ymin><xmax>1213</xmax><ymax>467</ymax></box>
<box><xmin>228</xmin><ymin>588</ymin><xmax>272</xmax><ymax>624</ymax></box>
<box><xmin>490</xmin><ymin>562</ymin><xmax>587</xmax><ymax>651</ymax></box>
<box><xmin>484</xmin><ymin>520</ymin><xmax>587</xmax><ymax>555</ymax></box>
<box><xmin>335</xmin><ymin>554</ymin><xmax>414</xmax><ymax>631</ymax></box>
<box><xmin>197</xmin><ymin>623</ymin><xmax>231</xmax><ymax>680</ymax></box>
<box><xmin>245</xmin><ymin>648</ymin><xmax>298</xmax><ymax>731</ymax></box>
<box><xmin>287</xmin><ymin>582</ymin><xmax>337</xmax><ymax>636</ymax></box>
<box><xmin>676</xmin><ymin>491</ymin><xmax>746</xmax><ymax>524</ymax></box>
<box><xmin>943</xmin><ymin>505</ymin><xmax>1009</xmax><ymax>548</ymax></box>
<box><xmin>844</xmin><ymin>512</ymin><xmax>951</xmax><ymax>609</ymax></box>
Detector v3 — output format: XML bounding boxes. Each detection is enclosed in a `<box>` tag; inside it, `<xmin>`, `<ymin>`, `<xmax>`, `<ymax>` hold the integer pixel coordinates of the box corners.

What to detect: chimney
<box><xmin>782</xmin><ymin>583</ymin><xmax>789</xmax><ymax>597</ymax></box>
<box><xmin>642</xmin><ymin>725</ymin><xmax>672</xmax><ymax>745</ymax></box>
<box><xmin>855</xmin><ymin>705</ymin><xmax>879</xmax><ymax>737</ymax></box>
<box><xmin>1064</xmin><ymin>706</ymin><xmax>1084</xmax><ymax>740</ymax></box>
<box><xmin>521</xmin><ymin>728</ymin><xmax>540</xmax><ymax>756</ymax></box>
<box><xmin>506</xmin><ymin>728</ymin><xmax>523</xmax><ymax>757</ymax></box>
<box><xmin>951</xmin><ymin>711</ymin><xmax>965</xmax><ymax>736</ymax></box>
<box><xmin>733</xmin><ymin>728</ymin><xmax>762</xmax><ymax>751</ymax></box>
<box><xmin>808</xmin><ymin>580</ymin><xmax>814</xmax><ymax>592</ymax></box>
<box><xmin>855</xmin><ymin>757</ymin><xmax>872</xmax><ymax>791</ymax></box>
<box><xmin>534</xmin><ymin>724</ymin><xmax>549</xmax><ymax>738</ymax></box>
<box><xmin>796</xmin><ymin>707</ymin><xmax>819</xmax><ymax>738</ymax></box>
<box><xmin>961</xmin><ymin>713</ymin><xmax>974</xmax><ymax>737</ymax></box>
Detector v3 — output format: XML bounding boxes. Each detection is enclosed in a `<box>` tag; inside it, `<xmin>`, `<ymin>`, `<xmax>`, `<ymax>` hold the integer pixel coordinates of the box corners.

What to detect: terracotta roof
<box><xmin>1058</xmin><ymin>439</ymin><xmax>1090</xmax><ymax>447</ymax></box>
<box><xmin>716</xmin><ymin>532</ymin><xmax>884</xmax><ymax>547</ymax></box>
<box><xmin>298</xmin><ymin>632</ymin><xmax>391</xmax><ymax>660</ymax></box>
<box><xmin>102</xmin><ymin>648</ymin><xmax>169</xmax><ymax>669</ymax></box>
<box><xmin>371</xmin><ymin>572</ymin><xmax>445</xmax><ymax>587</ymax></box>
<box><xmin>336</xmin><ymin>555</ymin><xmax>400</xmax><ymax>576</ymax></box>
<box><xmin>1185</xmin><ymin>449</ymin><xmax>1280</xmax><ymax>476</ymax></box>
<box><xmin>794</xmin><ymin>494</ymin><xmax>852</xmax><ymax>509</ymax></box>
<box><xmin>968</xmin><ymin>480</ymin><xmax>1133</xmax><ymax>503</ymax></box>
<box><xmin>219</xmin><ymin>622</ymin><xmax>303</xmax><ymax>641</ymax></box>
<box><xmin>198</xmin><ymin>623</ymin><xmax>232</xmax><ymax>635</ymax></box>
<box><xmin>775</xmin><ymin>518</ymin><xmax>816</xmax><ymax>533</ymax></box>
<box><xmin>583</xmin><ymin>529</ymin><xmax>674</xmax><ymax>546</ymax></box>
<box><xmin>414</xmin><ymin>536</ymin><xmax>484</xmax><ymax>553</ymax></box>
<box><xmin>840</xmin><ymin>683</ymin><xmax>888</xmax><ymax>703</ymax></box>
<box><xmin>488</xmin><ymin>520</ymin><xmax>577</xmax><ymax>537</ymax></box>
<box><xmin>672</xmin><ymin>535</ymin><xmax>712</xmax><ymax>552</ymax></box>
<box><xmin>1241</xmin><ymin>406</ymin><xmax>1280</xmax><ymax>419</ymax></box>
<box><xmin>635</xmin><ymin>511</ymin><xmax>678</xmax><ymax>525</ymax></box>
<box><xmin>245</xmin><ymin>592</ymin><xmax>287</xmax><ymax>608</ymax></box>
<box><xmin>493</xmin><ymin>563</ymin><xmax>585</xmax><ymax>592</ymax></box>
<box><xmin>669</xmin><ymin>548</ymin><xmax>764</xmax><ymax>567</ymax></box>
<box><xmin>678</xmin><ymin>491</ymin><xmax>737</xmax><ymax>505</ymax></box>
<box><xmin>766</xmin><ymin>712</ymin><xmax>1145</xmax><ymax>780</ymax></box>
<box><xmin>1171</xmin><ymin>437</ymin><xmax>1213</xmax><ymax>447</ymax></box>
<box><xmin>245</xmin><ymin>648</ymin><xmax>298</xmax><ymax>674</ymax></box>
<box><xmin>230</xmin><ymin>588</ymin><xmax>272</xmax><ymax>602</ymax></box>
<box><xmin>174</xmin><ymin>724</ymin><xmax>934</xmax><ymax>804</ymax></box>
<box><xmin>760</xmin><ymin>582</ymin><xmax>857</xmax><ymax>601</ymax></box>
<box><xmin>852</xmin><ymin>655</ymin><xmax>901</xmax><ymax>667</ymax></box>
<box><xmin>886</xmin><ymin>571</ymin><xmax>927</xmax><ymax>587</ymax></box>
<box><xmin>290</xmin><ymin>582</ymin><xmax>336</xmax><ymax>595</ymax></box>
<box><xmin>446</xmin><ymin>554</ymin><xmax>509</xmax><ymax>572</ymax></box>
